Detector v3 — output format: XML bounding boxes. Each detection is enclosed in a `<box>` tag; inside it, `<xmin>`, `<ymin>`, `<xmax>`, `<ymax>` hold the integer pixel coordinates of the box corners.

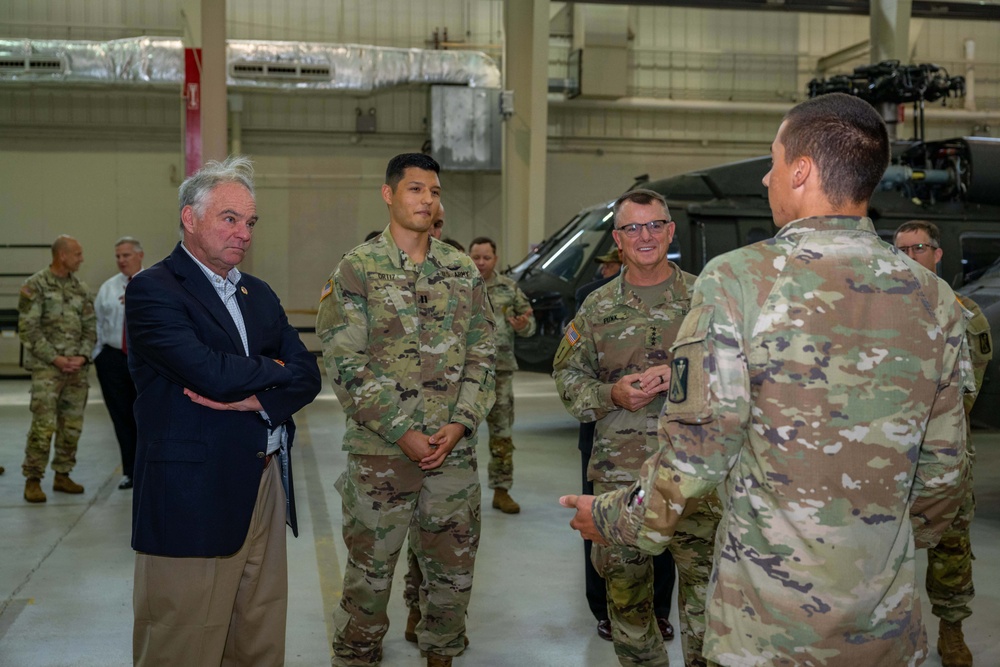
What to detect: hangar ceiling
<box><xmin>566</xmin><ymin>0</ymin><xmax>1000</xmax><ymax>21</ymax></box>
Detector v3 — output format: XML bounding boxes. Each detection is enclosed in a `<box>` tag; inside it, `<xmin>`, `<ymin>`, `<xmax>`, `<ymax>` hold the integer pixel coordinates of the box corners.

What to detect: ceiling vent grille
<box><xmin>230</xmin><ymin>61</ymin><xmax>331</xmax><ymax>82</ymax></box>
<box><xmin>0</xmin><ymin>56</ymin><xmax>65</xmax><ymax>74</ymax></box>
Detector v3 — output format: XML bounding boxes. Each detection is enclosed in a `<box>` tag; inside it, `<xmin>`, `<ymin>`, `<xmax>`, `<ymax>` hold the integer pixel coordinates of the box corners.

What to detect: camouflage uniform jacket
<box><xmin>553</xmin><ymin>263</ymin><xmax>695</xmax><ymax>483</ymax></box>
<box><xmin>592</xmin><ymin>216</ymin><xmax>973</xmax><ymax>667</ymax></box>
<box><xmin>485</xmin><ymin>272</ymin><xmax>536</xmax><ymax>372</ymax></box>
<box><xmin>316</xmin><ymin>227</ymin><xmax>496</xmax><ymax>456</ymax></box>
<box><xmin>958</xmin><ymin>294</ymin><xmax>991</xmax><ymax>423</ymax></box>
<box><xmin>18</xmin><ymin>267</ymin><xmax>97</xmax><ymax>370</ymax></box>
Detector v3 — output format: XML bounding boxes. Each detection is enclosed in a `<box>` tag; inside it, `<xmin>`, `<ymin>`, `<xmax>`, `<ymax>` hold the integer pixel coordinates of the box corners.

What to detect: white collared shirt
<box><xmin>181</xmin><ymin>244</ymin><xmax>284</xmax><ymax>455</ymax></box>
<box><xmin>93</xmin><ymin>269</ymin><xmax>142</xmax><ymax>358</ymax></box>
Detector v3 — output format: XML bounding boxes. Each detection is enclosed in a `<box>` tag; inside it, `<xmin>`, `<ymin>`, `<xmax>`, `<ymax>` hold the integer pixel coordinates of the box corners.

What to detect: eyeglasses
<box><xmin>896</xmin><ymin>243</ymin><xmax>939</xmax><ymax>256</ymax></box>
<box><xmin>615</xmin><ymin>220</ymin><xmax>671</xmax><ymax>237</ymax></box>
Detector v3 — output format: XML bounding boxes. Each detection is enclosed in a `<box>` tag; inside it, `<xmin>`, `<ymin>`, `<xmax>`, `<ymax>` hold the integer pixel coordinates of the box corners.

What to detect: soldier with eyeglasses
<box><xmin>554</xmin><ymin>189</ymin><xmax>720</xmax><ymax>667</ymax></box>
<box><xmin>895</xmin><ymin>219</ymin><xmax>992</xmax><ymax>667</ymax></box>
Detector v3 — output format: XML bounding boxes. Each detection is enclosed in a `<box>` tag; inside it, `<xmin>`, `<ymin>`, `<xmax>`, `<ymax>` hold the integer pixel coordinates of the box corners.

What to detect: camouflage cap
<box><xmin>594</xmin><ymin>248</ymin><xmax>621</xmax><ymax>264</ymax></box>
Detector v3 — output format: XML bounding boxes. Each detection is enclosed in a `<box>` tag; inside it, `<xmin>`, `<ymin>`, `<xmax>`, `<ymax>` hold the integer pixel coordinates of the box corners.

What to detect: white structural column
<box><xmin>870</xmin><ymin>0</ymin><xmax>912</xmax><ymax>63</ymax></box>
<box><xmin>182</xmin><ymin>0</ymin><xmax>228</xmax><ymax>166</ymax></box>
<box><xmin>870</xmin><ymin>0</ymin><xmax>912</xmax><ymax>138</ymax></box>
<box><xmin>502</xmin><ymin>0</ymin><xmax>549</xmax><ymax>265</ymax></box>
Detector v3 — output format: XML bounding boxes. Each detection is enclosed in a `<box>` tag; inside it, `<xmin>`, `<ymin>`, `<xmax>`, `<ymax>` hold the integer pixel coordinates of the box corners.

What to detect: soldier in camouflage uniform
<box><xmin>894</xmin><ymin>220</ymin><xmax>991</xmax><ymax>667</ymax></box>
<box><xmin>18</xmin><ymin>235</ymin><xmax>96</xmax><ymax>503</ymax></box>
<box><xmin>317</xmin><ymin>153</ymin><xmax>495</xmax><ymax>667</ymax></box>
<box><xmin>469</xmin><ymin>236</ymin><xmax>536</xmax><ymax>514</ymax></box>
<box><xmin>561</xmin><ymin>94</ymin><xmax>973</xmax><ymax>667</ymax></box>
<box><xmin>554</xmin><ymin>189</ymin><xmax>720</xmax><ymax>667</ymax></box>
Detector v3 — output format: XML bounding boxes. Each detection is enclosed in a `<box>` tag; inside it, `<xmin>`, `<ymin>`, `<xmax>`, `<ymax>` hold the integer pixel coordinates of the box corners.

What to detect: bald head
<box><xmin>50</xmin><ymin>235</ymin><xmax>84</xmax><ymax>276</ymax></box>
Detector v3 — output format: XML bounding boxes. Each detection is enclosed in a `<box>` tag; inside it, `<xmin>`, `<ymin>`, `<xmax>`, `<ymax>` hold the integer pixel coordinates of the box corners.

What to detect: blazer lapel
<box><xmin>168</xmin><ymin>244</ymin><xmax>247</xmax><ymax>355</ymax></box>
<box><xmin>234</xmin><ymin>278</ymin><xmax>259</xmax><ymax>354</ymax></box>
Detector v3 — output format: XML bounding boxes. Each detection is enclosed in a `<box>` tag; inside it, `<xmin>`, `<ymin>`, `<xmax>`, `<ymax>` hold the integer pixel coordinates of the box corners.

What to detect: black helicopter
<box><xmin>511</xmin><ymin>62</ymin><xmax>1000</xmax><ymax>428</ymax></box>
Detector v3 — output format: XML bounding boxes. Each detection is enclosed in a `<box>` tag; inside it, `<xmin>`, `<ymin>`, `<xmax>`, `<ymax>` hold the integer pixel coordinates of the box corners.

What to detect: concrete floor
<box><xmin>0</xmin><ymin>370</ymin><xmax>998</xmax><ymax>666</ymax></box>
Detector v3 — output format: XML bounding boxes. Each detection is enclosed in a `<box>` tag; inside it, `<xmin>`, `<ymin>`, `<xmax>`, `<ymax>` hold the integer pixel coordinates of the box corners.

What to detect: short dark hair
<box><xmin>894</xmin><ymin>220</ymin><xmax>941</xmax><ymax>246</ymax></box>
<box><xmin>385</xmin><ymin>153</ymin><xmax>440</xmax><ymax>191</ymax></box>
<box><xmin>781</xmin><ymin>93</ymin><xmax>890</xmax><ymax>208</ymax></box>
<box><xmin>612</xmin><ymin>189</ymin><xmax>670</xmax><ymax>227</ymax></box>
<box><xmin>470</xmin><ymin>236</ymin><xmax>496</xmax><ymax>253</ymax></box>
<box><xmin>443</xmin><ymin>238</ymin><xmax>465</xmax><ymax>252</ymax></box>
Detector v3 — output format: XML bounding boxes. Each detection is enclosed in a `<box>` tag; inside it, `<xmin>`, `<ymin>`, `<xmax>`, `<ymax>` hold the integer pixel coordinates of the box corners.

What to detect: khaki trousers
<box><xmin>133</xmin><ymin>459</ymin><xmax>287</xmax><ymax>667</ymax></box>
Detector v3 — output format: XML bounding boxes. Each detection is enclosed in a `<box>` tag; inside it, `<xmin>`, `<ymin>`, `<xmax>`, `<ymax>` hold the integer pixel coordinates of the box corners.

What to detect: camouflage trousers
<box><xmin>486</xmin><ymin>370</ymin><xmax>514</xmax><ymax>490</ymax></box>
<box><xmin>332</xmin><ymin>449</ymin><xmax>481</xmax><ymax>666</ymax></box>
<box><xmin>22</xmin><ymin>366</ymin><xmax>89</xmax><ymax>479</ymax></box>
<box><xmin>927</xmin><ymin>483</ymin><xmax>976</xmax><ymax>623</ymax></box>
<box><xmin>593</xmin><ymin>482</ymin><xmax>721</xmax><ymax>667</ymax></box>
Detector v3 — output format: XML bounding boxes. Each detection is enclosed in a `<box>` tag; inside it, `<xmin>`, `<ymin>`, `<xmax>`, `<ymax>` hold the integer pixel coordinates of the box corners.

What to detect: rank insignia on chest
<box><xmin>669</xmin><ymin>357</ymin><xmax>689</xmax><ymax>403</ymax></box>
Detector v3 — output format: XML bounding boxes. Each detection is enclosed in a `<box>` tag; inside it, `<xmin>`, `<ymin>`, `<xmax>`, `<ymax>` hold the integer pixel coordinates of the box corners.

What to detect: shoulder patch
<box><xmin>319</xmin><ymin>278</ymin><xmax>333</xmax><ymax>303</ymax></box>
<box><xmin>552</xmin><ymin>322</ymin><xmax>581</xmax><ymax>368</ymax></box>
<box><xmin>565</xmin><ymin>322</ymin><xmax>581</xmax><ymax>346</ymax></box>
<box><xmin>980</xmin><ymin>332</ymin><xmax>992</xmax><ymax>355</ymax></box>
<box><xmin>20</xmin><ymin>284</ymin><xmax>34</xmax><ymax>299</ymax></box>
<box><xmin>669</xmin><ymin>356</ymin><xmax>689</xmax><ymax>403</ymax></box>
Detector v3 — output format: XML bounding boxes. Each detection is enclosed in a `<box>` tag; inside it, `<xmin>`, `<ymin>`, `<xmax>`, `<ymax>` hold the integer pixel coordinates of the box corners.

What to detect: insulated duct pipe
<box><xmin>0</xmin><ymin>36</ymin><xmax>501</xmax><ymax>91</ymax></box>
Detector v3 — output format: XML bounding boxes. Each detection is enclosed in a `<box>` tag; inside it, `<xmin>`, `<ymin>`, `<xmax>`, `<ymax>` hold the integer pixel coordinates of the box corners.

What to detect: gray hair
<box><xmin>612</xmin><ymin>188</ymin><xmax>670</xmax><ymax>227</ymax></box>
<box><xmin>178</xmin><ymin>155</ymin><xmax>255</xmax><ymax>237</ymax></box>
<box><xmin>115</xmin><ymin>236</ymin><xmax>143</xmax><ymax>252</ymax></box>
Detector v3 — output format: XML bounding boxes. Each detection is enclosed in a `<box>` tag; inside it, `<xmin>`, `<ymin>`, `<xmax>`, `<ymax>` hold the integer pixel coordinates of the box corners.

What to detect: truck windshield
<box><xmin>519</xmin><ymin>205</ymin><xmax>615</xmax><ymax>283</ymax></box>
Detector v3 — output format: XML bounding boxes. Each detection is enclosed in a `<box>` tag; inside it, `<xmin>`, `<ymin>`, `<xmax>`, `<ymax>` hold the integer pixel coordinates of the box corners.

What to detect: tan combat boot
<box><xmin>24</xmin><ymin>477</ymin><xmax>47</xmax><ymax>503</ymax></box>
<box><xmin>425</xmin><ymin>653</ymin><xmax>452</xmax><ymax>667</ymax></box>
<box><xmin>938</xmin><ymin>620</ymin><xmax>973</xmax><ymax>667</ymax></box>
<box><xmin>492</xmin><ymin>489</ymin><xmax>520</xmax><ymax>514</ymax></box>
<box><xmin>53</xmin><ymin>472</ymin><xmax>84</xmax><ymax>494</ymax></box>
<box><xmin>405</xmin><ymin>605</ymin><xmax>420</xmax><ymax>643</ymax></box>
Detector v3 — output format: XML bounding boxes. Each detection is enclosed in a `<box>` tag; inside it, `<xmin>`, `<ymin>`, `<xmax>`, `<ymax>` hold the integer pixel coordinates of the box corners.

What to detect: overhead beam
<box><xmin>568</xmin><ymin>0</ymin><xmax>1000</xmax><ymax>21</ymax></box>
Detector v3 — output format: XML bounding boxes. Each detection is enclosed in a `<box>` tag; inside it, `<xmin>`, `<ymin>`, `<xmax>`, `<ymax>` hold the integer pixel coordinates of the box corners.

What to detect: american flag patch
<box><xmin>319</xmin><ymin>279</ymin><xmax>333</xmax><ymax>302</ymax></box>
<box><xmin>565</xmin><ymin>322</ymin><xmax>581</xmax><ymax>346</ymax></box>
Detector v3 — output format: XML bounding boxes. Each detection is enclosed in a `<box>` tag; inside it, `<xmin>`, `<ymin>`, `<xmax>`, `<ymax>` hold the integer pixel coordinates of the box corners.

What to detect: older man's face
<box><xmin>182</xmin><ymin>181</ymin><xmax>257</xmax><ymax>277</ymax></box>
<box><xmin>612</xmin><ymin>200</ymin><xmax>674</xmax><ymax>273</ymax></box>
<box><xmin>59</xmin><ymin>240</ymin><xmax>85</xmax><ymax>273</ymax></box>
<box><xmin>894</xmin><ymin>229</ymin><xmax>942</xmax><ymax>274</ymax></box>
<box><xmin>115</xmin><ymin>243</ymin><xmax>144</xmax><ymax>278</ymax></box>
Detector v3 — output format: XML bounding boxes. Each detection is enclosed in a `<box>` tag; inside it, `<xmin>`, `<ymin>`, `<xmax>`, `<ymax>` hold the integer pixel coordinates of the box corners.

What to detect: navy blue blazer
<box><xmin>126</xmin><ymin>243</ymin><xmax>320</xmax><ymax>558</ymax></box>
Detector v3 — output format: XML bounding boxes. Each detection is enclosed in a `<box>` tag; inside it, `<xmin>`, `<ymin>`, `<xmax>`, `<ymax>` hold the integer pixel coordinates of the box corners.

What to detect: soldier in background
<box><xmin>430</xmin><ymin>203</ymin><xmax>445</xmax><ymax>240</ymax></box>
<box><xmin>317</xmin><ymin>153</ymin><xmax>495</xmax><ymax>667</ymax></box>
<box><xmin>561</xmin><ymin>93</ymin><xmax>973</xmax><ymax>667</ymax></box>
<box><xmin>469</xmin><ymin>236</ymin><xmax>536</xmax><ymax>514</ymax></box>
<box><xmin>554</xmin><ymin>189</ymin><xmax>718</xmax><ymax>667</ymax></box>
<box><xmin>894</xmin><ymin>219</ymin><xmax>991</xmax><ymax>667</ymax></box>
<box><xmin>18</xmin><ymin>235</ymin><xmax>96</xmax><ymax>503</ymax></box>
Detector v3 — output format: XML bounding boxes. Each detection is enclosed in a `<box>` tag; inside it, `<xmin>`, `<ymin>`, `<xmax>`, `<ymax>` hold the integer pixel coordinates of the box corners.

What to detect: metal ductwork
<box><xmin>0</xmin><ymin>36</ymin><xmax>501</xmax><ymax>91</ymax></box>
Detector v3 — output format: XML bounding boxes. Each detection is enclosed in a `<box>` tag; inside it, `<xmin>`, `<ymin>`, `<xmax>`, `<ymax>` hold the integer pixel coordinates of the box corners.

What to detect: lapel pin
<box><xmin>241</xmin><ymin>286</ymin><xmax>248</xmax><ymax>295</ymax></box>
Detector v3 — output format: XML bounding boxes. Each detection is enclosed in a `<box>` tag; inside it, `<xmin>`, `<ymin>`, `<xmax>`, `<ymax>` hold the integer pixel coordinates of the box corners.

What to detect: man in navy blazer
<box><xmin>126</xmin><ymin>155</ymin><xmax>320</xmax><ymax>667</ymax></box>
